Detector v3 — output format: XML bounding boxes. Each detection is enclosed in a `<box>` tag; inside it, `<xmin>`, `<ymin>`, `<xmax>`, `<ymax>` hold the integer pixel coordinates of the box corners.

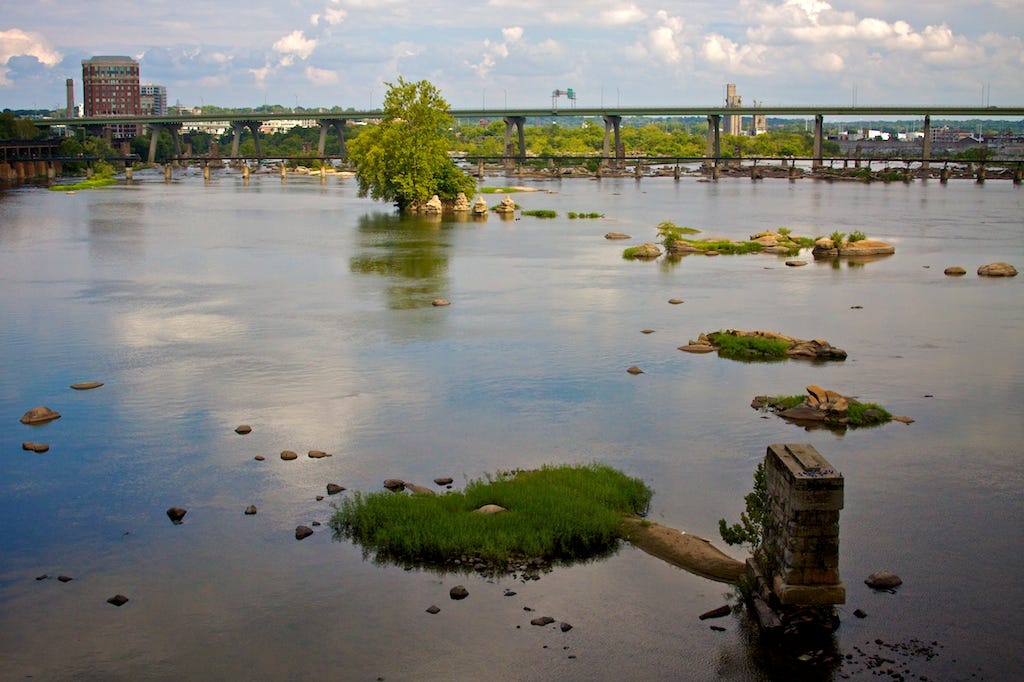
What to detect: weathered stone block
<box><xmin>774</xmin><ymin>576</ymin><xmax>846</xmax><ymax>605</ymax></box>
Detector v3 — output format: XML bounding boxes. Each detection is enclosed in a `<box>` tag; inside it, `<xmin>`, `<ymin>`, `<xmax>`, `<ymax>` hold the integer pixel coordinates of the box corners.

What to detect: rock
<box><xmin>944</xmin><ymin>266</ymin><xmax>967</xmax><ymax>276</ymax></box>
<box><xmin>57</xmin><ymin>575</ymin><xmax>73</xmax><ymax>583</ymax></box>
<box><xmin>107</xmin><ymin>594</ymin><xmax>129</xmax><ymax>607</ymax></box>
<box><xmin>244</xmin><ymin>505</ymin><xmax>257</xmax><ymax>515</ymax></box>
<box><xmin>678</xmin><ymin>343</ymin><xmax>715</xmax><ymax>354</ymax></box>
<box><xmin>326</xmin><ymin>483</ymin><xmax>345</xmax><ymax>495</ymax></box>
<box><xmin>709</xmin><ymin>625</ymin><xmax>726</xmax><ymax>632</ymax></box>
<box><xmin>604</xmin><ymin>232</ymin><xmax>631</xmax><ymax>240</ymax></box>
<box><xmin>841</xmin><ymin>239</ymin><xmax>895</xmax><ymax>256</ymax></box>
<box><xmin>474</xmin><ymin>504</ymin><xmax>507</xmax><ymax>514</ymax></box>
<box><xmin>531</xmin><ymin>616</ymin><xmax>555</xmax><ymax>627</ymax></box>
<box><xmin>316</xmin><ymin>495</ymin><xmax>324</xmax><ymax>501</ymax></box>
<box><xmin>559</xmin><ymin>622</ymin><xmax>573</xmax><ymax>632</ymax></box>
<box><xmin>626</xmin><ymin>242</ymin><xmax>661</xmax><ymax>259</ymax></box>
<box><xmin>254</xmin><ymin>455</ymin><xmax>265</xmax><ymax>461</ymax></box>
<box><xmin>280</xmin><ymin>450</ymin><xmax>298</xmax><ymax>461</ymax></box>
<box><xmin>626</xmin><ymin>366</ymin><xmax>644</xmax><ymax>375</ymax></box>
<box><xmin>699</xmin><ymin>605</ymin><xmax>732</xmax><ymax>620</ymax></box>
<box><xmin>426</xmin><ymin>605</ymin><xmax>441</xmax><ymax>614</ymax></box>
<box><xmin>667</xmin><ymin>298</ymin><xmax>684</xmax><ymax>305</ymax></box>
<box><xmin>405</xmin><ymin>483</ymin><xmax>435</xmax><ymax>495</ymax></box>
<box><xmin>778</xmin><ymin>405</ymin><xmax>828</xmax><ymax>421</ymax></box>
<box><xmin>449</xmin><ymin>585</ymin><xmax>469</xmax><ymax>600</ymax></box>
<box><xmin>472</xmin><ymin>196</ymin><xmax>488</xmax><ymax>216</ymax></box>
<box><xmin>641</xmin><ymin>329</ymin><xmax>655</xmax><ymax>334</ymax></box>
<box><xmin>491</xmin><ymin>193</ymin><xmax>516</xmax><ymax>212</ymax></box>
<box><xmin>22</xmin><ymin>442</ymin><xmax>49</xmax><ymax>453</ymax></box>
<box><xmin>166</xmin><ymin>507</ymin><xmax>187</xmax><ymax>524</ymax></box>
<box><xmin>70</xmin><ymin>381</ymin><xmax>104</xmax><ymax>390</ymax></box>
<box><xmin>423</xmin><ymin>195</ymin><xmax>443</xmax><ymax>214</ymax></box>
<box><xmin>785</xmin><ymin>260</ymin><xmax>807</xmax><ymax>267</ymax></box>
<box><xmin>35</xmin><ymin>574</ymin><xmax>48</xmax><ymax>580</ymax></box>
<box><xmin>20</xmin><ymin>407</ymin><xmax>61</xmax><ymax>425</ymax></box>
<box><xmin>383</xmin><ymin>479</ymin><xmax>405</xmax><ymax>491</ymax></box>
<box><xmin>431</xmin><ymin>298</ymin><xmax>451</xmax><ymax>307</ymax></box>
<box><xmin>295</xmin><ymin>525</ymin><xmax>314</xmax><ymax>540</ymax></box>
<box><xmin>892</xmin><ymin>415</ymin><xmax>915</xmax><ymax>424</ymax></box>
<box><xmin>704</xmin><ymin>250</ymin><xmax>719</xmax><ymax>256</ymax></box>
<box><xmin>308</xmin><ymin>450</ymin><xmax>330</xmax><ymax>458</ymax></box>
<box><xmin>311</xmin><ymin>521</ymin><xmax>320</xmax><ymax>527</ymax></box>
<box><xmin>433</xmin><ymin>477</ymin><xmax>454</xmax><ymax>486</ymax></box>
<box><xmin>853</xmin><ymin>609</ymin><xmax>867</xmax><ymax>618</ymax></box>
<box><xmin>235</xmin><ymin>425</ymin><xmax>252</xmax><ymax>434</ymax></box>
<box><xmin>865</xmin><ymin>571</ymin><xmax>902</xmax><ymax>589</ymax></box>
<box><xmin>977</xmin><ymin>262</ymin><xmax>1017</xmax><ymax>277</ymax></box>
<box><xmin>453</xmin><ymin>192</ymin><xmax>470</xmax><ymax>212</ymax></box>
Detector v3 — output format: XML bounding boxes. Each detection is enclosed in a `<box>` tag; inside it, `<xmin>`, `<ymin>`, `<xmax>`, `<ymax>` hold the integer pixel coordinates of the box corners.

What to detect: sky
<box><xmin>1</xmin><ymin>0</ymin><xmax>1022</xmax><ymax>112</ymax></box>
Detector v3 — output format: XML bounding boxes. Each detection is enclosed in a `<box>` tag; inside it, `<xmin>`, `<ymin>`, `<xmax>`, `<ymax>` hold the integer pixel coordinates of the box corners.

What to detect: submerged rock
<box><xmin>626</xmin><ymin>366</ymin><xmax>644</xmax><ymax>375</ymax></box>
<box><xmin>865</xmin><ymin>571</ymin><xmax>902</xmax><ymax>589</ymax></box>
<box><xmin>22</xmin><ymin>442</ymin><xmax>49</xmax><ymax>453</ymax></box>
<box><xmin>295</xmin><ymin>525</ymin><xmax>314</xmax><ymax>540</ymax></box>
<box><xmin>977</xmin><ymin>262</ymin><xmax>1017</xmax><ymax>277</ymax></box>
<box><xmin>107</xmin><ymin>594</ymin><xmax>129</xmax><ymax>607</ymax></box>
<box><xmin>944</xmin><ymin>266</ymin><xmax>966</xmax><ymax>276</ymax></box>
<box><xmin>449</xmin><ymin>585</ymin><xmax>469</xmax><ymax>600</ymax></box>
<box><xmin>166</xmin><ymin>507</ymin><xmax>187</xmax><ymax>524</ymax></box>
<box><xmin>235</xmin><ymin>425</ymin><xmax>252</xmax><ymax>434</ymax></box>
<box><xmin>70</xmin><ymin>381</ymin><xmax>104</xmax><ymax>390</ymax></box>
<box><xmin>326</xmin><ymin>483</ymin><xmax>345</xmax><ymax>495</ymax></box>
<box><xmin>280</xmin><ymin>450</ymin><xmax>298</xmax><ymax>461</ymax></box>
<box><xmin>604</xmin><ymin>232</ymin><xmax>631</xmax><ymax>240</ymax></box>
<box><xmin>383</xmin><ymin>479</ymin><xmax>405</xmax><ymax>491</ymax></box>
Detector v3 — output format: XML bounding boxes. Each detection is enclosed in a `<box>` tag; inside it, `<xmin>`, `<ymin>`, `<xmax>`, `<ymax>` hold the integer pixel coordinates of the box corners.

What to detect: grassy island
<box><xmin>707</xmin><ymin>331</ymin><xmax>790</xmax><ymax>360</ymax></box>
<box><xmin>48</xmin><ymin>176</ymin><xmax>117</xmax><ymax>192</ymax></box>
<box><xmin>330</xmin><ymin>463</ymin><xmax>652</xmax><ymax>570</ymax></box>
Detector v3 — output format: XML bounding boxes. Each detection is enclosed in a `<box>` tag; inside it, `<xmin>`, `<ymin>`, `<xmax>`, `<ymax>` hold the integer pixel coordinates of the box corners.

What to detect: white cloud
<box><xmin>324</xmin><ymin>7</ymin><xmax>348</xmax><ymax>25</ymax></box>
<box><xmin>600</xmin><ymin>5</ymin><xmax>646</xmax><ymax>26</ymax></box>
<box><xmin>627</xmin><ymin>10</ymin><xmax>688</xmax><ymax>66</ymax></box>
<box><xmin>701</xmin><ymin>34</ymin><xmax>767</xmax><ymax>73</ymax></box>
<box><xmin>273</xmin><ymin>30</ymin><xmax>317</xmax><ymax>59</ymax></box>
<box><xmin>469</xmin><ymin>26</ymin><xmax>524</xmax><ymax>78</ymax></box>
<box><xmin>306</xmin><ymin>66</ymin><xmax>340</xmax><ymax>85</ymax></box>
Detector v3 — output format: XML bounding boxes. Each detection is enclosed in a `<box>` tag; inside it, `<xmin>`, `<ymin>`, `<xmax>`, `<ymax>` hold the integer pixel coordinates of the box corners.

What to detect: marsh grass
<box><xmin>330</xmin><ymin>463</ymin><xmax>652</xmax><ymax>567</ymax></box>
<box><xmin>478</xmin><ymin>186</ymin><xmax>526</xmax><ymax>194</ymax></box>
<box><xmin>707</xmin><ymin>332</ymin><xmax>789</xmax><ymax>360</ymax></box>
<box><xmin>568</xmin><ymin>212</ymin><xmax>604</xmax><ymax>219</ymax></box>
<box><xmin>49</xmin><ymin>176</ymin><xmax>117</xmax><ymax>191</ymax></box>
<box><xmin>521</xmin><ymin>209</ymin><xmax>557</xmax><ymax>218</ymax></box>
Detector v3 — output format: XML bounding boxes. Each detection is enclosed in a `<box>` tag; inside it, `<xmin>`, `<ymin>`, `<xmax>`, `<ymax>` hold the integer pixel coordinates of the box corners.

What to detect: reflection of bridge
<box><xmin>31</xmin><ymin>105</ymin><xmax>1024</xmax><ymax>167</ymax></box>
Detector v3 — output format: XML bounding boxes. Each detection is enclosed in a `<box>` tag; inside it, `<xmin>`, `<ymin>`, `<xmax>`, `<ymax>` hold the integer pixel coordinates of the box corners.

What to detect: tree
<box><xmin>718</xmin><ymin>462</ymin><xmax>768</xmax><ymax>552</ymax></box>
<box><xmin>348</xmin><ymin>78</ymin><xmax>476</xmax><ymax>210</ymax></box>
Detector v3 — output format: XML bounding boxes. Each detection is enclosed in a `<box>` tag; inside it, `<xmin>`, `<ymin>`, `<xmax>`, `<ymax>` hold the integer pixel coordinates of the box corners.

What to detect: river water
<box><xmin>1</xmin><ymin>170</ymin><xmax>1021</xmax><ymax>680</ymax></box>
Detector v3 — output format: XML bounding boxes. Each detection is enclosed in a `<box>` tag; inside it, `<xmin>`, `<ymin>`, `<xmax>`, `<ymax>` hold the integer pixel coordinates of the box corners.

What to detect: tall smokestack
<box><xmin>66</xmin><ymin>79</ymin><xmax>74</xmax><ymax>118</ymax></box>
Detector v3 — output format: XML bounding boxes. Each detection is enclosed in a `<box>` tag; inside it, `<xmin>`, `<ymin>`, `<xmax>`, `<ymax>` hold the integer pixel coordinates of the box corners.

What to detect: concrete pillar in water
<box><xmin>755</xmin><ymin>444</ymin><xmax>845</xmax><ymax>607</ymax></box>
<box><xmin>1014</xmin><ymin>166</ymin><xmax>1022</xmax><ymax>185</ymax></box>
<box><xmin>705</xmin><ymin>115</ymin><xmax>721</xmax><ymax>165</ymax></box>
<box><xmin>602</xmin><ymin>115</ymin><xmax>622</xmax><ymax>170</ymax></box>
<box><xmin>203</xmin><ymin>164</ymin><xmax>211</xmax><ymax>182</ymax></box>
<box><xmin>164</xmin><ymin>165</ymin><xmax>172</xmax><ymax>183</ymax></box>
<box><xmin>788</xmin><ymin>163</ymin><xmax>798</xmax><ymax>182</ymax></box>
<box><xmin>976</xmin><ymin>164</ymin><xmax>986</xmax><ymax>184</ymax></box>
<box><xmin>86</xmin><ymin>166</ymin><xmax>93</xmax><ymax>179</ymax></box>
<box><xmin>242</xmin><ymin>164</ymin><xmax>250</xmax><ymax>180</ymax></box>
<box><xmin>634</xmin><ymin>162</ymin><xmax>642</xmax><ymax>179</ymax></box>
<box><xmin>921</xmin><ymin>114</ymin><xmax>932</xmax><ymax>173</ymax></box>
<box><xmin>320</xmin><ymin>165</ymin><xmax>327</xmax><ymax>183</ymax></box>
<box><xmin>940</xmin><ymin>167</ymin><xmax>950</xmax><ymax>184</ymax></box>
<box><xmin>673</xmin><ymin>165</ymin><xmax>680</xmax><ymax>180</ymax></box>
<box><xmin>711</xmin><ymin>166</ymin><xmax>720</xmax><ymax>181</ymax></box>
<box><xmin>125</xmin><ymin>166</ymin><xmax>133</xmax><ymax>182</ymax></box>
<box><xmin>812</xmin><ymin>114</ymin><xmax>823</xmax><ymax>169</ymax></box>
<box><xmin>280</xmin><ymin>164</ymin><xmax>287</xmax><ymax>182</ymax></box>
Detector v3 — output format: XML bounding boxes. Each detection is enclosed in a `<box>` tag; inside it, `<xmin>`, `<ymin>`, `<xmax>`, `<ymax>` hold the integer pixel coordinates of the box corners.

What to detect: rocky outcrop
<box><xmin>472</xmin><ymin>196</ymin><xmax>488</xmax><ymax>216</ymax></box>
<box><xmin>812</xmin><ymin>237</ymin><xmax>895</xmax><ymax>259</ymax></box>
<box><xmin>748</xmin><ymin>230</ymin><xmax>806</xmax><ymax>254</ymax></box>
<box><xmin>680</xmin><ymin>330</ymin><xmax>848</xmax><ymax>361</ymax></box>
<box><xmin>944</xmin><ymin>266</ymin><xmax>967</xmax><ymax>276</ymax></box>
<box><xmin>625</xmin><ymin>242</ymin><xmax>662</xmax><ymax>259</ymax></box>
<box><xmin>977</xmin><ymin>262</ymin><xmax>1017</xmax><ymax>277</ymax></box>
<box><xmin>751</xmin><ymin>384</ymin><xmax>901</xmax><ymax>428</ymax></box>
<box><xmin>423</xmin><ymin>195</ymin><xmax>443</xmax><ymax>214</ymax></box>
<box><xmin>494</xmin><ymin>196</ymin><xmax>516</xmax><ymax>215</ymax></box>
<box><xmin>20</xmin><ymin>406</ymin><xmax>61</xmax><ymax>425</ymax></box>
<box><xmin>453</xmin><ymin>192</ymin><xmax>470</xmax><ymax>212</ymax></box>
<box><xmin>604</xmin><ymin>232</ymin><xmax>631</xmax><ymax>240</ymax></box>
<box><xmin>865</xmin><ymin>571</ymin><xmax>902</xmax><ymax>589</ymax></box>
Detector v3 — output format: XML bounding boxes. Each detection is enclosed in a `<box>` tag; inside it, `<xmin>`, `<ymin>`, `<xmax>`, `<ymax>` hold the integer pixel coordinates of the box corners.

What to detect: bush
<box><xmin>707</xmin><ymin>332</ymin><xmax>789</xmax><ymax>360</ymax></box>
<box><xmin>521</xmin><ymin>209</ymin><xmax>557</xmax><ymax>219</ymax></box>
<box><xmin>848</xmin><ymin>230</ymin><xmax>867</xmax><ymax>243</ymax></box>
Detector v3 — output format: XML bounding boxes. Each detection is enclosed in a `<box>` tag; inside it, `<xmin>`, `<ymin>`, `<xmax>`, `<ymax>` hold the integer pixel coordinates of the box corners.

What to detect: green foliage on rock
<box><xmin>707</xmin><ymin>332</ymin><xmax>789</xmax><ymax>360</ymax></box>
<box><xmin>348</xmin><ymin>78</ymin><xmax>476</xmax><ymax>210</ymax></box>
<box><xmin>330</xmin><ymin>463</ymin><xmax>652</xmax><ymax>567</ymax></box>
<box><xmin>718</xmin><ymin>462</ymin><xmax>767</xmax><ymax>551</ymax></box>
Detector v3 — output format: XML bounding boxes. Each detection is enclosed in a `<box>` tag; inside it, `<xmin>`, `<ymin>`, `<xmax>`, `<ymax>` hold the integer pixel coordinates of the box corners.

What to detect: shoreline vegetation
<box><xmin>329</xmin><ymin>463</ymin><xmax>743</xmax><ymax>581</ymax></box>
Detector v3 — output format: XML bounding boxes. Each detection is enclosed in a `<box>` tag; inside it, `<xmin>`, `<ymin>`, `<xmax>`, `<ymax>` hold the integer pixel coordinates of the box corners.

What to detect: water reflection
<box><xmin>349</xmin><ymin>212</ymin><xmax>452</xmax><ymax>309</ymax></box>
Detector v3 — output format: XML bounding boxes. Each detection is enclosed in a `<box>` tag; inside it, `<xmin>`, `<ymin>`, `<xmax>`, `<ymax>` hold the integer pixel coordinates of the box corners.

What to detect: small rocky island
<box><xmin>751</xmin><ymin>385</ymin><xmax>907</xmax><ymax>428</ymax></box>
<box><xmin>679</xmin><ymin>329</ymin><xmax>848</xmax><ymax>361</ymax></box>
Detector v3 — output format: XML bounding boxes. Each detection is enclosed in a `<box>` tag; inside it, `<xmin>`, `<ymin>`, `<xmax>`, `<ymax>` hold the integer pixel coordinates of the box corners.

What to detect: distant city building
<box><xmin>259</xmin><ymin>119</ymin><xmax>316</xmax><ymax>134</ymax></box>
<box><xmin>750</xmin><ymin>100</ymin><xmax>767</xmax><ymax>136</ymax></box>
<box><xmin>724</xmin><ymin>83</ymin><xmax>743</xmax><ymax>136</ymax></box>
<box><xmin>82</xmin><ymin>55</ymin><xmax>141</xmax><ymax>138</ymax></box>
<box><xmin>140</xmin><ymin>84</ymin><xmax>168</xmax><ymax>116</ymax></box>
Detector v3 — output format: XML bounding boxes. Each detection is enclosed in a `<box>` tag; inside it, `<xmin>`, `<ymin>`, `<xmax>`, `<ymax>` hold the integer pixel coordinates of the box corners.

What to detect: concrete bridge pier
<box><xmin>317</xmin><ymin>119</ymin><xmax>347</xmax><ymax>158</ymax></box>
<box><xmin>940</xmin><ymin>165</ymin><xmax>950</xmax><ymax>184</ymax></box>
<box><xmin>242</xmin><ymin>164</ymin><xmax>250</xmax><ymax>184</ymax></box>
<box><xmin>921</xmin><ymin>115</ymin><xmax>932</xmax><ymax>176</ymax></box>
<box><xmin>602</xmin><ymin>115</ymin><xmax>622</xmax><ymax>169</ymax></box>
<box><xmin>705</xmin><ymin>115</ymin><xmax>721</xmax><ymax>168</ymax></box>
<box><xmin>164</xmin><ymin>165</ymin><xmax>172</xmax><ymax>183</ymax></box>
<box><xmin>231</xmin><ymin>121</ymin><xmax>263</xmax><ymax>159</ymax></box>
<box><xmin>147</xmin><ymin>123</ymin><xmax>183</xmax><ymax>164</ymax></box>
<box><xmin>812</xmin><ymin>114</ymin><xmax>823</xmax><ymax>169</ymax></box>
<box><xmin>503</xmin><ymin>116</ymin><xmax>525</xmax><ymax>169</ymax></box>
<box><xmin>1014</xmin><ymin>165</ymin><xmax>1022</xmax><ymax>185</ymax></box>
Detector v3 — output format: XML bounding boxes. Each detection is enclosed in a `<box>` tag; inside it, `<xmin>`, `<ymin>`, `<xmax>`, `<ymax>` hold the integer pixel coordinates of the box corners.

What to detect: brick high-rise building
<box><xmin>82</xmin><ymin>55</ymin><xmax>142</xmax><ymax>138</ymax></box>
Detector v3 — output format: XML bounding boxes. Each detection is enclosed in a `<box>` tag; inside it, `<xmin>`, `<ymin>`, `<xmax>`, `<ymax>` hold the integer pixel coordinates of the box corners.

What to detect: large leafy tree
<box><xmin>348</xmin><ymin>78</ymin><xmax>476</xmax><ymax>210</ymax></box>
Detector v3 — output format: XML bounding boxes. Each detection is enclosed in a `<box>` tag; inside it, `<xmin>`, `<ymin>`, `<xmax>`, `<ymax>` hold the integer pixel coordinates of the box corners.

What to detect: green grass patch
<box><xmin>330</xmin><ymin>463</ymin><xmax>652</xmax><ymax>568</ymax></box>
<box><xmin>521</xmin><ymin>209</ymin><xmax>557</xmax><ymax>219</ymax></box>
<box><xmin>848</xmin><ymin>230</ymin><xmax>867</xmax><ymax>243</ymax></box>
<box><xmin>707</xmin><ymin>332</ymin><xmax>789</xmax><ymax>360</ymax></box>
<box><xmin>479</xmin><ymin>186</ymin><xmax>526</xmax><ymax>194</ymax></box>
<box><xmin>758</xmin><ymin>394</ymin><xmax>893</xmax><ymax>427</ymax></box>
<box><xmin>568</xmin><ymin>212</ymin><xmax>604</xmax><ymax>219</ymax></box>
<box><xmin>49</xmin><ymin>176</ymin><xmax>117</xmax><ymax>191</ymax></box>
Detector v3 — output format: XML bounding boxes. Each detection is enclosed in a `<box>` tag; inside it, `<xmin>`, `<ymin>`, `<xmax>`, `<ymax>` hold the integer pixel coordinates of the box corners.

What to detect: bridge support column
<box><xmin>812</xmin><ymin>114</ymin><xmax>823</xmax><ymax>169</ymax></box>
<box><xmin>317</xmin><ymin>119</ymin><xmax>347</xmax><ymax>158</ymax></box>
<box><xmin>148</xmin><ymin>123</ymin><xmax>183</xmax><ymax>164</ymax></box>
<box><xmin>165</xmin><ymin>165</ymin><xmax>172</xmax><ymax>183</ymax></box>
<box><xmin>921</xmin><ymin>115</ymin><xmax>931</xmax><ymax>174</ymax></box>
<box><xmin>503</xmin><ymin>116</ymin><xmax>525</xmax><ymax>169</ymax></box>
<box><xmin>602</xmin><ymin>115</ymin><xmax>622</xmax><ymax>169</ymax></box>
<box><xmin>231</xmin><ymin>121</ymin><xmax>264</xmax><ymax>159</ymax></box>
<box><xmin>705</xmin><ymin>115</ymin><xmax>721</xmax><ymax>168</ymax></box>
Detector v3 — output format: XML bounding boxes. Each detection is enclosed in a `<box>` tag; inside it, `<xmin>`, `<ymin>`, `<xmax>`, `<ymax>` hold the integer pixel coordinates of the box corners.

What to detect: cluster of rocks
<box><xmin>752</xmin><ymin>385</ymin><xmax>912</xmax><ymax>428</ymax></box>
<box><xmin>747</xmin><ymin>230</ymin><xmax>808</xmax><ymax>254</ymax></box>
<box><xmin>945</xmin><ymin>262</ymin><xmax>1018</xmax><ymax>277</ymax></box>
<box><xmin>811</xmin><ymin>237</ymin><xmax>895</xmax><ymax>259</ymax></box>
<box><xmin>679</xmin><ymin>329</ymin><xmax>848</xmax><ymax>361</ymax></box>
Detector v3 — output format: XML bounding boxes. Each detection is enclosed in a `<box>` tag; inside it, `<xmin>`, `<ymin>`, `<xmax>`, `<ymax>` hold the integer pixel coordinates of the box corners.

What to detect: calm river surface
<box><xmin>1</xmin><ymin>170</ymin><xmax>1021</xmax><ymax>680</ymax></box>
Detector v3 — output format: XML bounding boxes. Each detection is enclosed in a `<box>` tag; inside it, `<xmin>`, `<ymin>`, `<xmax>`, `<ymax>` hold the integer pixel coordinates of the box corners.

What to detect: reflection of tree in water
<box><xmin>349</xmin><ymin>212</ymin><xmax>451</xmax><ymax>309</ymax></box>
